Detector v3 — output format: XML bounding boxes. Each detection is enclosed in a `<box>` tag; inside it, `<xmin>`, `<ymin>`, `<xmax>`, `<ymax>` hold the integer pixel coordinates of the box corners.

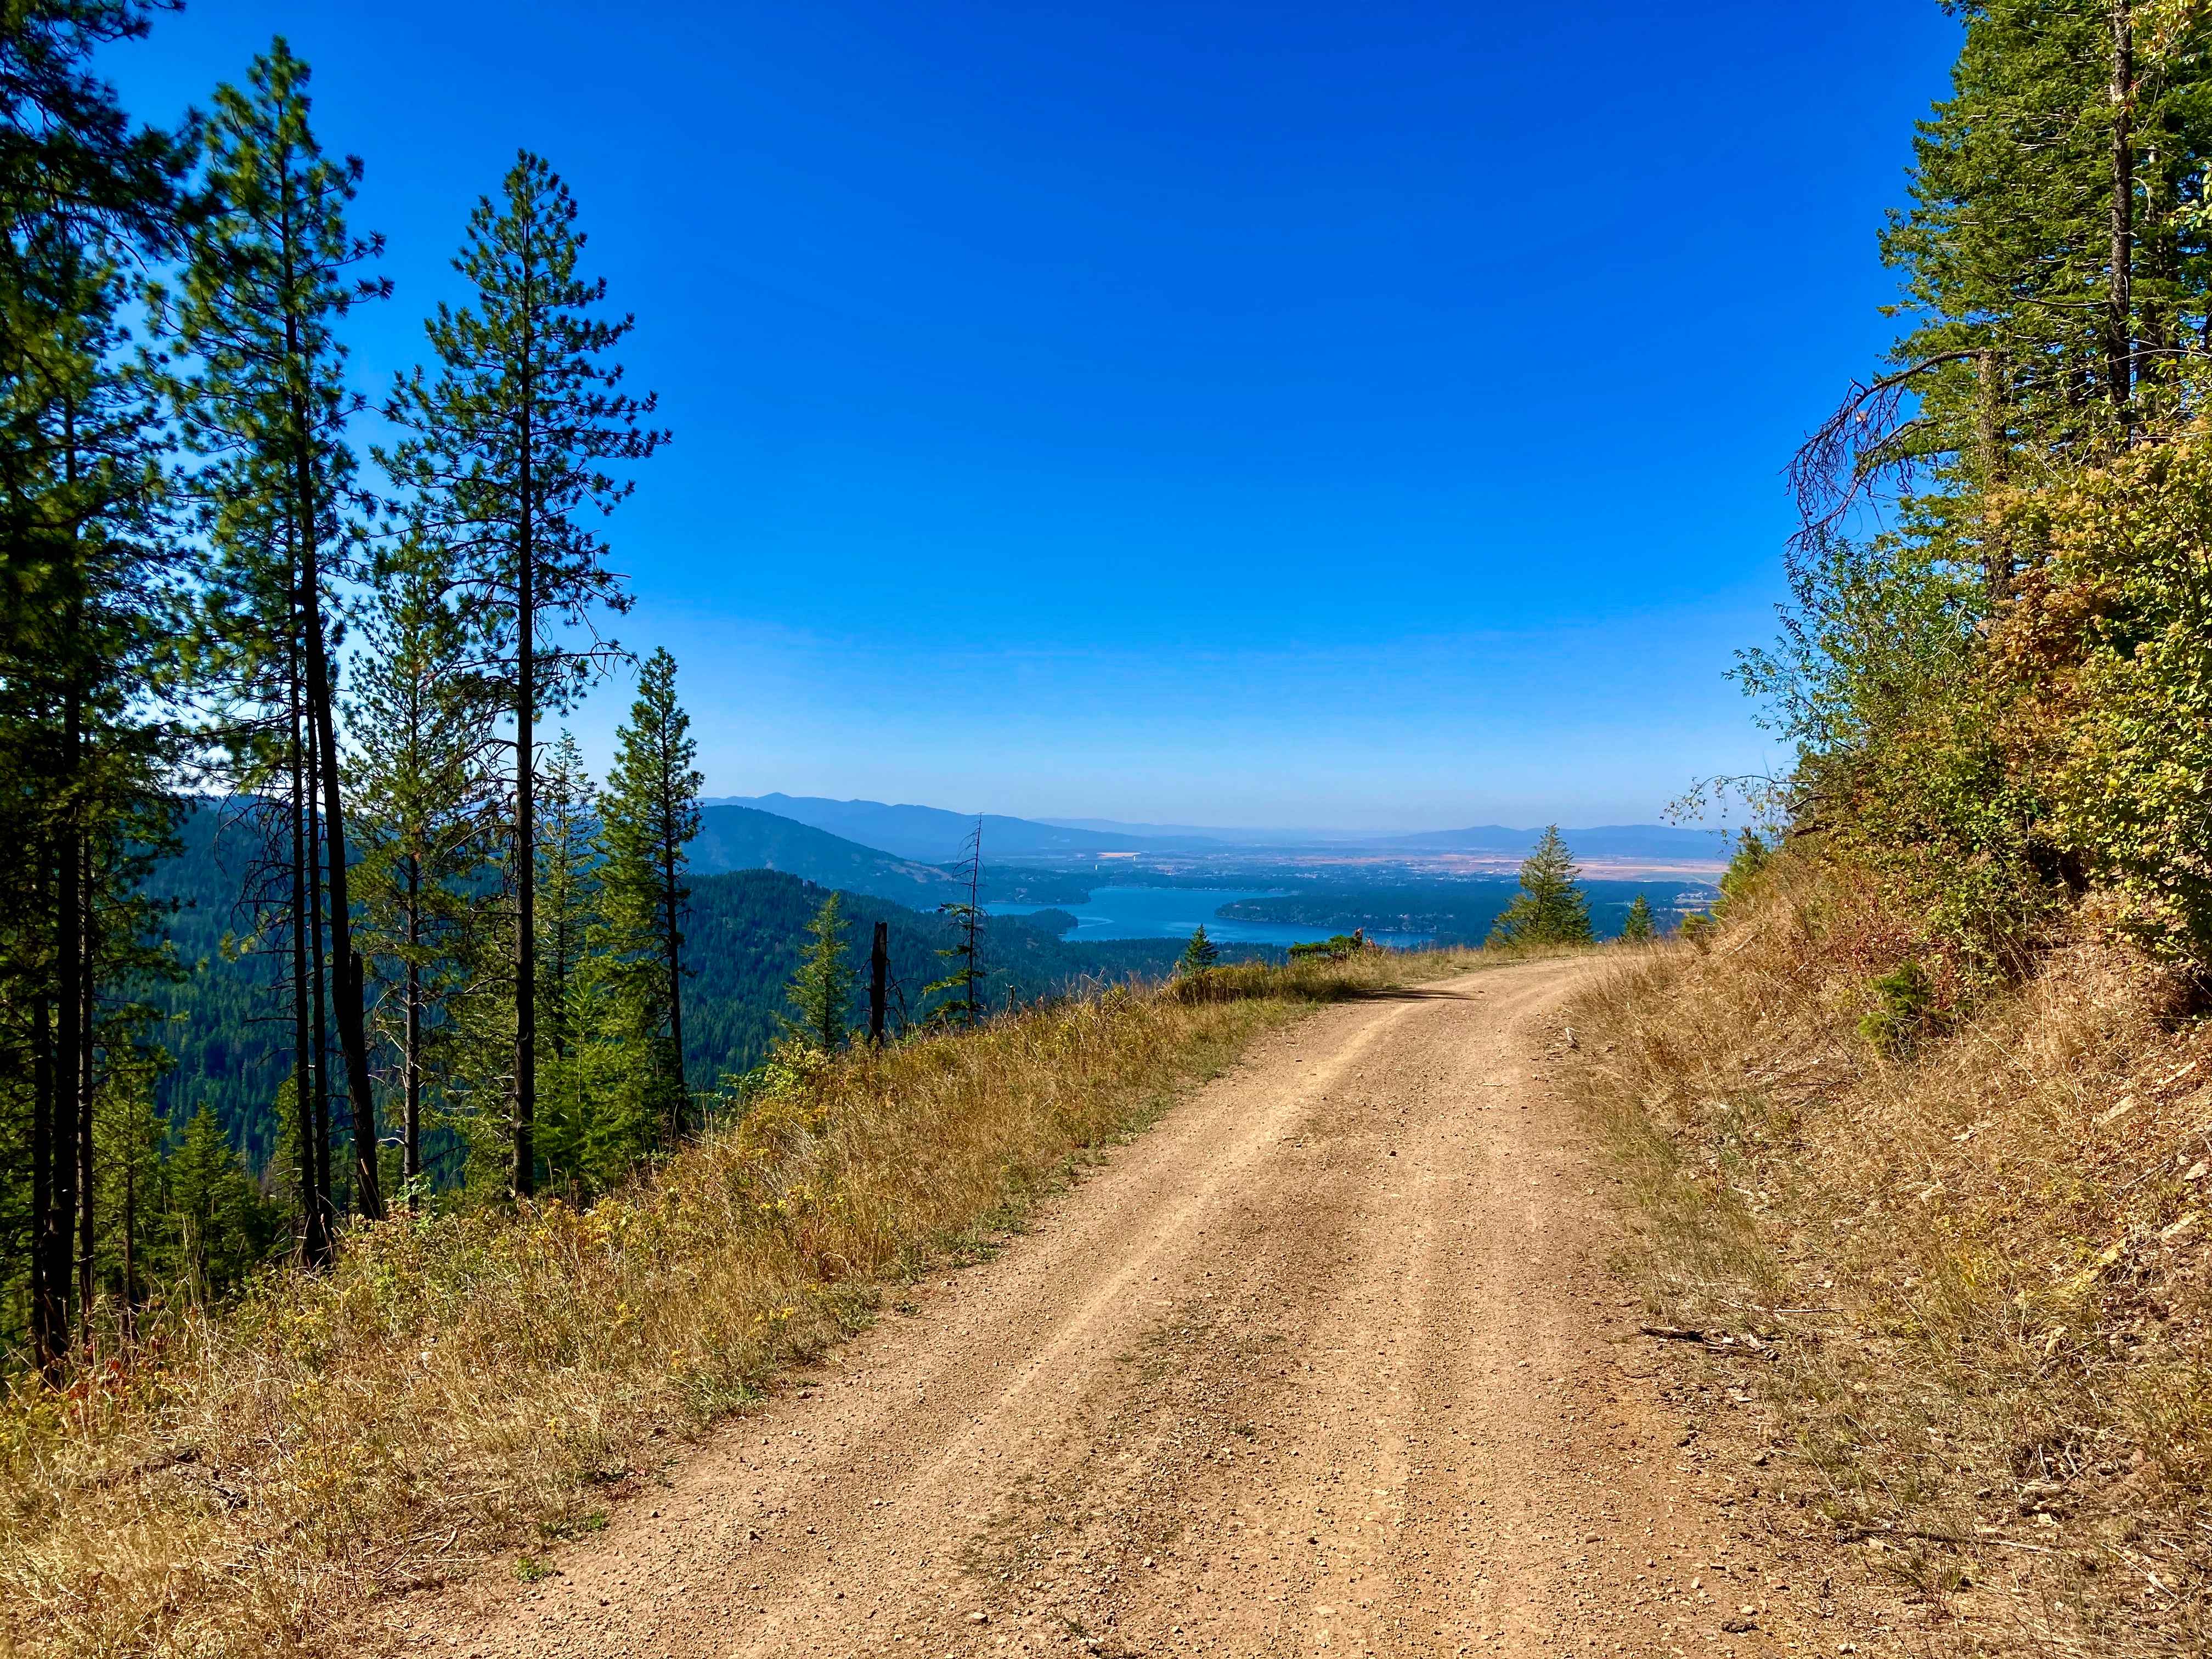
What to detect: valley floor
<box><xmin>369</xmin><ymin>960</ymin><xmax>1863</xmax><ymax>1659</ymax></box>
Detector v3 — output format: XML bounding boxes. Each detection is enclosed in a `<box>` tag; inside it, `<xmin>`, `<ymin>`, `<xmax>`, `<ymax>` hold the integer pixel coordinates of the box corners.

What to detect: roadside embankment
<box><xmin>1562</xmin><ymin>857</ymin><xmax>2209</xmax><ymax>1656</ymax></box>
<box><xmin>0</xmin><ymin>949</ymin><xmax>1479</xmax><ymax>1659</ymax></box>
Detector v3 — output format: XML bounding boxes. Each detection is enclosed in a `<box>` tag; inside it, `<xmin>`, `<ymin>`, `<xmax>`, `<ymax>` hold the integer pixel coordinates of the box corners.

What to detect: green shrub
<box><xmin>1859</xmin><ymin>960</ymin><xmax>1938</xmax><ymax>1057</ymax></box>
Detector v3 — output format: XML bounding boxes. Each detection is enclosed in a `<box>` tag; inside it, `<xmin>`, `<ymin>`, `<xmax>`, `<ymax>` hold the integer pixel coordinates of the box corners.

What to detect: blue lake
<box><xmin>986</xmin><ymin>886</ymin><xmax>1435</xmax><ymax>950</ymax></box>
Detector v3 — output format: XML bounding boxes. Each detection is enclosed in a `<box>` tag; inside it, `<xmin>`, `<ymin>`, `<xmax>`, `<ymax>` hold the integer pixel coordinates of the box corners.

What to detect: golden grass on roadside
<box><xmin>1564</xmin><ymin>857</ymin><xmax>2210</xmax><ymax>1655</ymax></box>
<box><xmin>0</xmin><ymin>948</ymin><xmax>1481</xmax><ymax>1659</ymax></box>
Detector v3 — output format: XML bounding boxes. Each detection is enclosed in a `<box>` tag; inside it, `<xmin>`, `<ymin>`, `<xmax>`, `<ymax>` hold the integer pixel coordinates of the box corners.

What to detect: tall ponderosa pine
<box><xmin>600</xmin><ymin>646</ymin><xmax>698</xmax><ymax>1142</ymax></box>
<box><xmin>1486</xmin><ymin>826</ymin><xmax>1592</xmax><ymax>947</ymax></box>
<box><xmin>168</xmin><ymin>40</ymin><xmax>388</xmax><ymax>1236</ymax></box>
<box><xmin>382</xmin><ymin>152</ymin><xmax>664</xmax><ymax>1200</ymax></box>
<box><xmin>0</xmin><ymin>0</ymin><xmax>188</xmax><ymax>1371</ymax></box>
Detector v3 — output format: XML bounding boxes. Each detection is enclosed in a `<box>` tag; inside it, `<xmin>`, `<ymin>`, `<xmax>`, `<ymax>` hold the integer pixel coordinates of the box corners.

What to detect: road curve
<box><xmin>380</xmin><ymin>960</ymin><xmax>1787</xmax><ymax>1659</ymax></box>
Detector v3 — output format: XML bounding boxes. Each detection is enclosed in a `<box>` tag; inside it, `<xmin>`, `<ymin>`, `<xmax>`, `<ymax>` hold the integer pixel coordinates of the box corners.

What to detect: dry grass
<box><xmin>0</xmin><ymin>949</ymin><xmax>1481</xmax><ymax>1659</ymax></box>
<box><xmin>1564</xmin><ymin>856</ymin><xmax>2211</xmax><ymax>1655</ymax></box>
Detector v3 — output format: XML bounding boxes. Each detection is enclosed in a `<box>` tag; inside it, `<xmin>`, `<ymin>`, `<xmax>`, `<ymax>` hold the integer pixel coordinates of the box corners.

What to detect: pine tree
<box><xmin>531</xmin><ymin>733</ymin><xmax>616</xmax><ymax>1188</ymax></box>
<box><xmin>93</xmin><ymin>1062</ymin><xmax>163</xmax><ymax>1344</ymax></box>
<box><xmin>1177</xmin><ymin>924</ymin><xmax>1220</xmax><ymax>974</ymax></box>
<box><xmin>1799</xmin><ymin>4</ymin><xmax>2212</xmax><ymax>575</ymax></box>
<box><xmin>926</xmin><ymin>820</ymin><xmax>986</xmax><ymax>1028</ymax></box>
<box><xmin>599</xmin><ymin>647</ymin><xmax>699</xmax><ymax>1143</ymax></box>
<box><xmin>1487</xmin><ymin>827</ymin><xmax>1593</xmax><ymax>947</ymax></box>
<box><xmin>784</xmin><ymin>891</ymin><xmax>854</xmax><ymax>1052</ymax></box>
<box><xmin>347</xmin><ymin>533</ymin><xmax>499</xmax><ymax>1201</ymax></box>
<box><xmin>381</xmin><ymin>152</ymin><xmax>664</xmax><ymax>1200</ymax></box>
<box><xmin>164</xmin><ymin>1103</ymin><xmax>276</xmax><ymax>1303</ymax></box>
<box><xmin>166</xmin><ymin>39</ymin><xmax>390</xmax><ymax>1234</ymax></box>
<box><xmin>0</xmin><ymin>1</ymin><xmax>189</xmax><ymax>1370</ymax></box>
<box><xmin>1619</xmin><ymin>893</ymin><xmax>1656</xmax><ymax>943</ymax></box>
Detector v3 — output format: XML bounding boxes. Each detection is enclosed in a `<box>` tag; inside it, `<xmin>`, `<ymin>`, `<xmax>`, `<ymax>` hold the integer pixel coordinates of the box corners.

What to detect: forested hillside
<box><xmin>141</xmin><ymin>802</ymin><xmax>1205</xmax><ymax>1172</ymax></box>
<box><xmin>685</xmin><ymin>804</ymin><xmax>962</xmax><ymax>901</ymax></box>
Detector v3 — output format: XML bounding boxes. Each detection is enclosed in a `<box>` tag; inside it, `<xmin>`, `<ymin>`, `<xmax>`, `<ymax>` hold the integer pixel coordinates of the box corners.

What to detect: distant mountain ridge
<box><xmin>686</xmin><ymin>804</ymin><xmax>961</xmax><ymax>902</ymax></box>
<box><xmin>712</xmin><ymin>794</ymin><xmax>1147</xmax><ymax>861</ymax></box>
<box><xmin>710</xmin><ymin>795</ymin><xmax>1726</xmax><ymax>865</ymax></box>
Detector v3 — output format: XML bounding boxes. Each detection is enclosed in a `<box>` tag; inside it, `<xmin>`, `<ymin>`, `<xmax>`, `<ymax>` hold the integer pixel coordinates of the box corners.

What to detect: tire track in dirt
<box><xmin>377</xmin><ymin>960</ymin><xmax>1805</xmax><ymax>1659</ymax></box>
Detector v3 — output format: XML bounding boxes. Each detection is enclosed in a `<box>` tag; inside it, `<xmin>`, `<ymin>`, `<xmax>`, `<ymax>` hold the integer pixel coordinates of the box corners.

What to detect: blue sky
<box><xmin>110</xmin><ymin>1</ymin><xmax>1957</xmax><ymax>830</ymax></box>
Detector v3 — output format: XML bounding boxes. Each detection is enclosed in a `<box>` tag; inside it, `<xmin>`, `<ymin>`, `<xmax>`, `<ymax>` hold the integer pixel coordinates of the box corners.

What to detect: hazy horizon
<box><xmin>103</xmin><ymin>1</ymin><xmax>1944</xmax><ymax>824</ymax></box>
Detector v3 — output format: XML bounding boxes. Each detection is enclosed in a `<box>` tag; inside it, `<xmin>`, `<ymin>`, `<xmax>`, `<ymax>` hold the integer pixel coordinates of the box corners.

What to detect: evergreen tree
<box><xmin>381</xmin><ymin>151</ymin><xmax>664</xmax><ymax>1200</ymax></box>
<box><xmin>529</xmin><ymin>733</ymin><xmax>624</xmax><ymax>1188</ymax></box>
<box><xmin>164</xmin><ymin>1103</ymin><xmax>276</xmax><ymax>1302</ymax></box>
<box><xmin>1619</xmin><ymin>893</ymin><xmax>1656</xmax><ymax>943</ymax></box>
<box><xmin>1800</xmin><ymin>4</ymin><xmax>2212</xmax><ymax>579</ymax></box>
<box><xmin>1486</xmin><ymin>827</ymin><xmax>1593</xmax><ymax>947</ymax></box>
<box><xmin>784</xmin><ymin>891</ymin><xmax>854</xmax><ymax>1051</ymax></box>
<box><xmin>347</xmin><ymin>533</ymin><xmax>499</xmax><ymax>1200</ymax></box>
<box><xmin>92</xmin><ymin>1063</ymin><xmax>162</xmax><ymax>1343</ymax></box>
<box><xmin>1177</xmin><ymin>923</ymin><xmax>1220</xmax><ymax>974</ymax></box>
<box><xmin>0</xmin><ymin>0</ymin><xmax>189</xmax><ymax>1371</ymax></box>
<box><xmin>926</xmin><ymin>820</ymin><xmax>986</xmax><ymax>1028</ymax></box>
<box><xmin>599</xmin><ymin>647</ymin><xmax>699</xmax><ymax>1143</ymax></box>
<box><xmin>166</xmin><ymin>39</ymin><xmax>390</xmax><ymax>1235</ymax></box>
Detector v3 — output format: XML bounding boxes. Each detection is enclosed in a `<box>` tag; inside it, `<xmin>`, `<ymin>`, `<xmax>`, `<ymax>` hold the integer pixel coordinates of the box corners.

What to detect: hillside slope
<box><xmin>139</xmin><ymin>809</ymin><xmax>1214</xmax><ymax>1166</ymax></box>
<box><xmin>680</xmin><ymin>870</ymin><xmax>1218</xmax><ymax>1079</ymax></box>
<box><xmin>687</xmin><ymin>803</ymin><xmax>960</xmax><ymax>902</ymax></box>
<box><xmin>1567</xmin><ymin>858</ymin><xmax>2211</xmax><ymax>1652</ymax></box>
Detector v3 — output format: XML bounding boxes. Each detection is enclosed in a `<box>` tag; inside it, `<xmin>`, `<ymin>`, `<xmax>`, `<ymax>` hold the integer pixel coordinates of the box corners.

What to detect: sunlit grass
<box><xmin>0</xmin><ymin>946</ymin><xmax>1484</xmax><ymax>1658</ymax></box>
<box><xmin>1564</xmin><ymin>857</ymin><xmax>2210</xmax><ymax>1652</ymax></box>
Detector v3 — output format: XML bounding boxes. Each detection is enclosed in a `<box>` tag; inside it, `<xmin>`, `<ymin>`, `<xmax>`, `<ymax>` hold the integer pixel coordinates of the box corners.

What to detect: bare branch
<box><xmin>1788</xmin><ymin>351</ymin><xmax>1980</xmax><ymax>548</ymax></box>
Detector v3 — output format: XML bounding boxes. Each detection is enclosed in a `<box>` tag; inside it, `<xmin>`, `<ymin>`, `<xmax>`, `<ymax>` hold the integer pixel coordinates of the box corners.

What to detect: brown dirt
<box><xmin>371</xmin><ymin>961</ymin><xmax>1843</xmax><ymax>1659</ymax></box>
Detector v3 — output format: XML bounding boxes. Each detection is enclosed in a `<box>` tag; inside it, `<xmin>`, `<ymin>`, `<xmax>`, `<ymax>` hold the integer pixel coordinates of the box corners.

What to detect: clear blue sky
<box><xmin>111</xmin><ymin>1</ymin><xmax>1957</xmax><ymax>831</ymax></box>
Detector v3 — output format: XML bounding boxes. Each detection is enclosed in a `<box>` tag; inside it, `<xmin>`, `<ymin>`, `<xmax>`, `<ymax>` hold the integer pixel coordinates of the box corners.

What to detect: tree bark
<box><xmin>306</xmin><ymin>710</ymin><xmax>332</xmax><ymax>1221</ymax></box>
<box><xmin>74</xmin><ymin>828</ymin><xmax>94</xmax><ymax>1348</ymax></box>
<box><xmin>870</xmin><ymin>921</ymin><xmax>889</xmax><ymax>1047</ymax></box>
<box><xmin>57</xmin><ymin>701</ymin><xmax>88</xmax><ymax>1350</ymax></box>
<box><xmin>293</xmin><ymin>421</ymin><xmax>382</xmax><ymax>1223</ymax></box>
<box><xmin>278</xmin><ymin>147</ymin><xmax>382</xmax><ymax>1223</ymax></box>
<box><xmin>662</xmin><ymin>812</ymin><xmax>685</xmax><ymax>1142</ymax></box>
<box><xmin>290</xmin><ymin>627</ymin><xmax>329</xmax><ymax>1265</ymax></box>
<box><xmin>307</xmin><ymin>644</ymin><xmax>381</xmax><ymax>1220</ymax></box>
<box><xmin>1976</xmin><ymin>349</ymin><xmax>2010</xmax><ymax>605</ymax></box>
<box><xmin>405</xmin><ymin>855</ymin><xmax>422</xmax><ymax>1204</ymax></box>
<box><xmin>2109</xmin><ymin>0</ymin><xmax>2135</xmax><ymax>420</ymax></box>
<box><xmin>30</xmin><ymin>985</ymin><xmax>63</xmax><ymax>1378</ymax></box>
<box><xmin>119</xmin><ymin>1128</ymin><xmax>137</xmax><ymax>1346</ymax></box>
<box><xmin>513</xmin><ymin>230</ymin><xmax>537</xmax><ymax>1201</ymax></box>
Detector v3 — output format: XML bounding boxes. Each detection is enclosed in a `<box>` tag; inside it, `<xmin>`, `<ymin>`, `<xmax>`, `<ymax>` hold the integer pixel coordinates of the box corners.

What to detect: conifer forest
<box><xmin>0</xmin><ymin>4</ymin><xmax>719</xmax><ymax>1372</ymax></box>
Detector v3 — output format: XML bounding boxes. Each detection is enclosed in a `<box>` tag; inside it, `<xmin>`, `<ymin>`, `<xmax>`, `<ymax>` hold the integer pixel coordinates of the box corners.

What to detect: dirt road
<box><xmin>387</xmin><ymin>961</ymin><xmax>1802</xmax><ymax>1658</ymax></box>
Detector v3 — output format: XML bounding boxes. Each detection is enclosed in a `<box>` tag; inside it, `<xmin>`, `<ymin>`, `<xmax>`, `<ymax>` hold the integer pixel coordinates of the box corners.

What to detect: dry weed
<box><xmin>0</xmin><ymin>949</ymin><xmax>1481</xmax><ymax>1658</ymax></box>
<box><xmin>1566</xmin><ymin>859</ymin><xmax>2210</xmax><ymax>1656</ymax></box>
